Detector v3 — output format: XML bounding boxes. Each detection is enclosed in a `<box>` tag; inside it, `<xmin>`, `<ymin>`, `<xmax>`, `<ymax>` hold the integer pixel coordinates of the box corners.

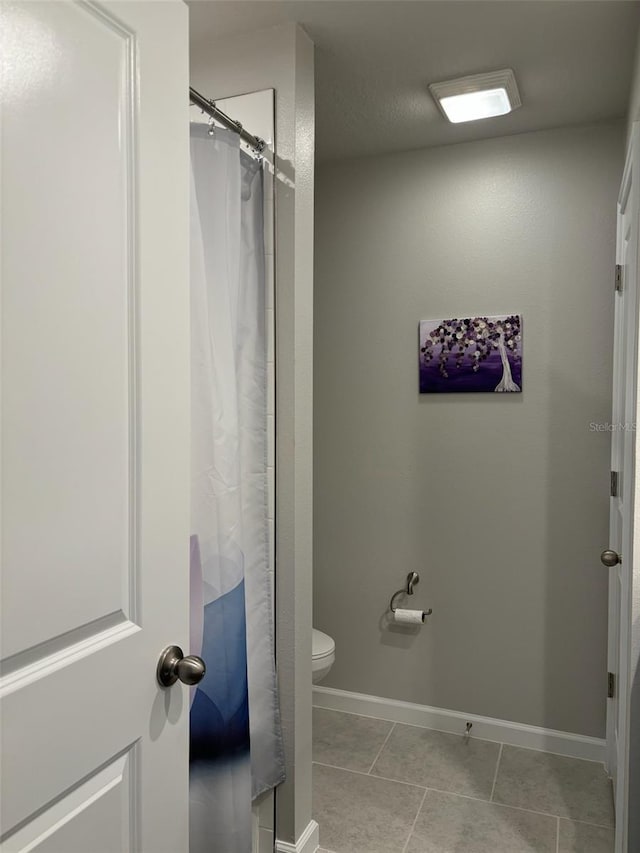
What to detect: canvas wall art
<box><xmin>419</xmin><ymin>314</ymin><xmax>522</xmax><ymax>394</ymax></box>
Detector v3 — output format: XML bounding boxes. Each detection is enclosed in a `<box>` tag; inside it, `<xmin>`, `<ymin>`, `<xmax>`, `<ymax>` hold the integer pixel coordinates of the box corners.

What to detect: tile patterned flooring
<box><xmin>313</xmin><ymin>708</ymin><xmax>614</xmax><ymax>853</ymax></box>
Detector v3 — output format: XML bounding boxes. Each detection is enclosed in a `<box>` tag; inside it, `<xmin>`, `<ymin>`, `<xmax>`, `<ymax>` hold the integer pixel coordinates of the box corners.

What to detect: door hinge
<box><xmin>611</xmin><ymin>471</ymin><xmax>619</xmax><ymax>497</ymax></box>
<box><xmin>615</xmin><ymin>264</ymin><xmax>623</xmax><ymax>292</ymax></box>
<box><xmin>608</xmin><ymin>671</ymin><xmax>616</xmax><ymax>699</ymax></box>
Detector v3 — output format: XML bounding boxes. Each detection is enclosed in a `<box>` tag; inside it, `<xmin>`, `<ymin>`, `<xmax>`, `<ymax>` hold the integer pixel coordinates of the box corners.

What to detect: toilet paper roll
<box><xmin>393</xmin><ymin>608</ymin><xmax>424</xmax><ymax>625</ymax></box>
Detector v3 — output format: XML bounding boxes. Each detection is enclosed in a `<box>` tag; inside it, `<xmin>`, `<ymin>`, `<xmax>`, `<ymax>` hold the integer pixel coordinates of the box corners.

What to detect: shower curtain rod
<box><xmin>190</xmin><ymin>86</ymin><xmax>267</xmax><ymax>154</ymax></box>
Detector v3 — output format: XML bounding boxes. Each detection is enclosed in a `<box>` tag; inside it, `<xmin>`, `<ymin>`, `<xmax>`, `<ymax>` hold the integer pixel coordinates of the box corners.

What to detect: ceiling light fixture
<box><xmin>429</xmin><ymin>69</ymin><xmax>521</xmax><ymax>124</ymax></box>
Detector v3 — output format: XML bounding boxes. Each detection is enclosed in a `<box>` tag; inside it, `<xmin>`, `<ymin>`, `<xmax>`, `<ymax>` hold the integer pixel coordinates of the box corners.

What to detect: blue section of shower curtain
<box><xmin>190</xmin><ymin>583</ymin><xmax>250</xmax><ymax>763</ymax></box>
<box><xmin>189</xmin><ymin>534</ymin><xmax>252</xmax><ymax>853</ymax></box>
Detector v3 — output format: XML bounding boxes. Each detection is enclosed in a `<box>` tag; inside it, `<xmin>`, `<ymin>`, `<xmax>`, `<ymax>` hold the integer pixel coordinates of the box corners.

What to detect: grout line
<box><xmin>312</xmin><ymin>761</ymin><xmax>614</xmax><ymax>829</ymax></box>
<box><xmin>565</xmin><ymin>817</ymin><xmax>616</xmax><ymax>829</ymax></box>
<box><xmin>313</xmin><ymin>760</ymin><xmax>425</xmax><ymax>790</ymax></box>
<box><xmin>313</xmin><ymin>704</ymin><xmax>399</xmax><ymax>725</ymax></box>
<box><xmin>423</xmin><ymin>790</ymin><xmax>614</xmax><ymax>830</ymax></box>
<box><xmin>489</xmin><ymin>743</ymin><xmax>504</xmax><ymax>802</ymax></box>
<box><xmin>556</xmin><ymin>817</ymin><xmax>560</xmax><ymax>853</ymax></box>
<box><xmin>419</xmin><ymin>787</ymin><xmax>563</xmax><ymax>822</ymax></box>
<box><xmin>401</xmin><ymin>787</ymin><xmax>428</xmax><ymax>853</ymax></box>
<box><xmin>367</xmin><ymin>722</ymin><xmax>396</xmax><ymax>774</ymax></box>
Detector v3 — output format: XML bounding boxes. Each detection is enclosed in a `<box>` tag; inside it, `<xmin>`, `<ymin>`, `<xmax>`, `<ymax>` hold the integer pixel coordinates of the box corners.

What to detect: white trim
<box><xmin>252</xmin><ymin>796</ymin><xmax>275</xmax><ymax>853</ymax></box>
<box><xmin>258</xmin><ymin>828</ymin><xmax>274</xmax><ymax>853</ymax></box>
<box><xmin>609</xmin><ymin>118</ymin><xmax>640</xmax><ymax>853</ymax></box>
<box><xmin>313</xmin><ymin>686</ymin><xmax>606</xmax><ymax>764</ymax></box>
<box><xmin>275</xmin><ymin>819</ymin><xmax>319</xmax><ymax>853</ymax></box>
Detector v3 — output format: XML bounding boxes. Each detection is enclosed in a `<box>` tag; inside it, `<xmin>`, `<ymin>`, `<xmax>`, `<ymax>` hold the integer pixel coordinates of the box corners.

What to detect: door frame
<box><xmin>608</xmin><ymin>121</ymin><xmax>640</xmax><ymax>853</ymax></box>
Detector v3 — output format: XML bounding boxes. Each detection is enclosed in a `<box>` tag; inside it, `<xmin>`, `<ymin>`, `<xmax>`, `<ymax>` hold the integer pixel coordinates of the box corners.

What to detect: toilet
<box><xmin>312</xmin><ymin>629</ymin><xmax>335</xmax><ymax>684</ymax></box>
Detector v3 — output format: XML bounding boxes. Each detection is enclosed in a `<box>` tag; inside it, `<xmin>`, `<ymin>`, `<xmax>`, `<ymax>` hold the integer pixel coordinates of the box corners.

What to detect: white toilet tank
<box><xmin>312</xmin><ymin>629</ymin><xmax>335</xmax><ymax>684</ymax></box>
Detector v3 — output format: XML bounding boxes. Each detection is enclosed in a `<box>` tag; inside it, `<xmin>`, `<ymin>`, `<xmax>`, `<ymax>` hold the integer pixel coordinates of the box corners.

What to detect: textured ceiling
<box><xmin>188</xmin><ymin>1</ymin><xmax>640</xmax><ymax>161</ymax></box>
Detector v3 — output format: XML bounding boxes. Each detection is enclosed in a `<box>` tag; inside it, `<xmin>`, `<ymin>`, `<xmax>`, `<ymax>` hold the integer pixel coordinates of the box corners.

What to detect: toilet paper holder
<box><xmin>389</xmin><ymin>572</ymin><xmax>433</xmax><ymax>618</ymax></box>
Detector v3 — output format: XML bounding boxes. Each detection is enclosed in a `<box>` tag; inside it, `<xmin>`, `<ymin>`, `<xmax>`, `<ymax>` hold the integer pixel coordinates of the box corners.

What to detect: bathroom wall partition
<box><xmin>190</xmin><ymin>27</ymin><xmax>317</xmax><ymax>850</ymax></box>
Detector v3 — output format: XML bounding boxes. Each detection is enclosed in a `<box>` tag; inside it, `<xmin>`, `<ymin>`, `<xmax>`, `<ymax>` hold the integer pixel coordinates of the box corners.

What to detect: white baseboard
<box><xmin>252</xmin><ymin>791</ymin><xmax>275</xmax><ymax>853</ymax></box>
<box><xmin>313</xmin><ymin>686</ymin><xmax>606</xmax><ymax>764</ymax></box>
<box><xmin>275</xmin><ymin>819</ymin><xmax>319</xmax><ymax>853</ymax></box>
<box><xmin>257</xmin><ymin>827</ymin><xmax>274</xmax><ymax>853</ymax></box>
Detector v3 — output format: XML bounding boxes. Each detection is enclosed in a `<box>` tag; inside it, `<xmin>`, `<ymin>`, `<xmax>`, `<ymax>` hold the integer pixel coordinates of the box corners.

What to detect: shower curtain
<box><xmin>189</xmin><ymin>124</ymin><xmax>285</xmax><ymax>853</ymax></box>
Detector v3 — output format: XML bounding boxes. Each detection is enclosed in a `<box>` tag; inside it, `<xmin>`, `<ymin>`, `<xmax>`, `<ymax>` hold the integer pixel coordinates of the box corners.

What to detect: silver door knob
<box><xmin>600</xmin><ymin>550</ymin><xmax>621</xmax><ymax>567</ymax></box>
<box><xmin>157</xmin><ymin>645</ymin><xmax>206</xmax><ymax>687</ymax></box>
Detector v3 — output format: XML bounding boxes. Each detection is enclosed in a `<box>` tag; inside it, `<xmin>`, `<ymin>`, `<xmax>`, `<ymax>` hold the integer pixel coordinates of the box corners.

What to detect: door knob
<box><xmin>600</xmin><ymin>550</ymin><xmax>621</xmax><ymax>567</ymax></box>
<box><xmin>157</xmin><ymin>645</ymin><xmax>206</xmax><ymax>687</ymax></box>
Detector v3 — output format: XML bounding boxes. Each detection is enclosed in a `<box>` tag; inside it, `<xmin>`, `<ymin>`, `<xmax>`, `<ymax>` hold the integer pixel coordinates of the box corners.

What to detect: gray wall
<box><xmin>314</xmin><ymin>123</ymin><xmax>623</xmax><ymax>738</ymax></box>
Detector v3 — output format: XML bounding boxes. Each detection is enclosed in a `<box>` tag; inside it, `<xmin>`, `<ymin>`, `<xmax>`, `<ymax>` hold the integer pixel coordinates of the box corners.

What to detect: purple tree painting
<box><xmin>419</xmin><ymin>314</ymin><xmax>522</xmax><ymax>394</ymax></box>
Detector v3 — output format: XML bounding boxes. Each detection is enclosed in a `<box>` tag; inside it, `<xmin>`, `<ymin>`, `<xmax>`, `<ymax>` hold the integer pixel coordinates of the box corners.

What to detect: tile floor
<box><xmin>312</xmin><ymin>708</ymin><xmax>614</xmax><ymax>853</ymax></box>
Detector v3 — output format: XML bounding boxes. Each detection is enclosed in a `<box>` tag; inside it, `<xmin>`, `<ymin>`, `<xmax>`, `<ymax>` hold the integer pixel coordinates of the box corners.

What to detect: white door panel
<box><xmin>3</xmin><ymin>752</ymin><xmax>133</xmax><ymax>853</ymax></box>
<box><xmin>2</xmin><ymin>0</ymin><xmax>134</xmax><ymax>660</ymax></box>
<box><xmin>1</xmin><ymin>2</ymin><xmax>190</xmax><ymax>851</ymax></box>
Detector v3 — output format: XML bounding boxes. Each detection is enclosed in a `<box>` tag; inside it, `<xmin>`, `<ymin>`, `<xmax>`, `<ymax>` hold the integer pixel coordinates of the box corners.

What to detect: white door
<box><xmin>606</xmin><ymin>124</ymin><xmax>639</xmax><ymax>853</ymax></box>
<box><xmin>0</xmin><ymin>2</ymin><xmax>190</xmax><ymax>851</ymax></box>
